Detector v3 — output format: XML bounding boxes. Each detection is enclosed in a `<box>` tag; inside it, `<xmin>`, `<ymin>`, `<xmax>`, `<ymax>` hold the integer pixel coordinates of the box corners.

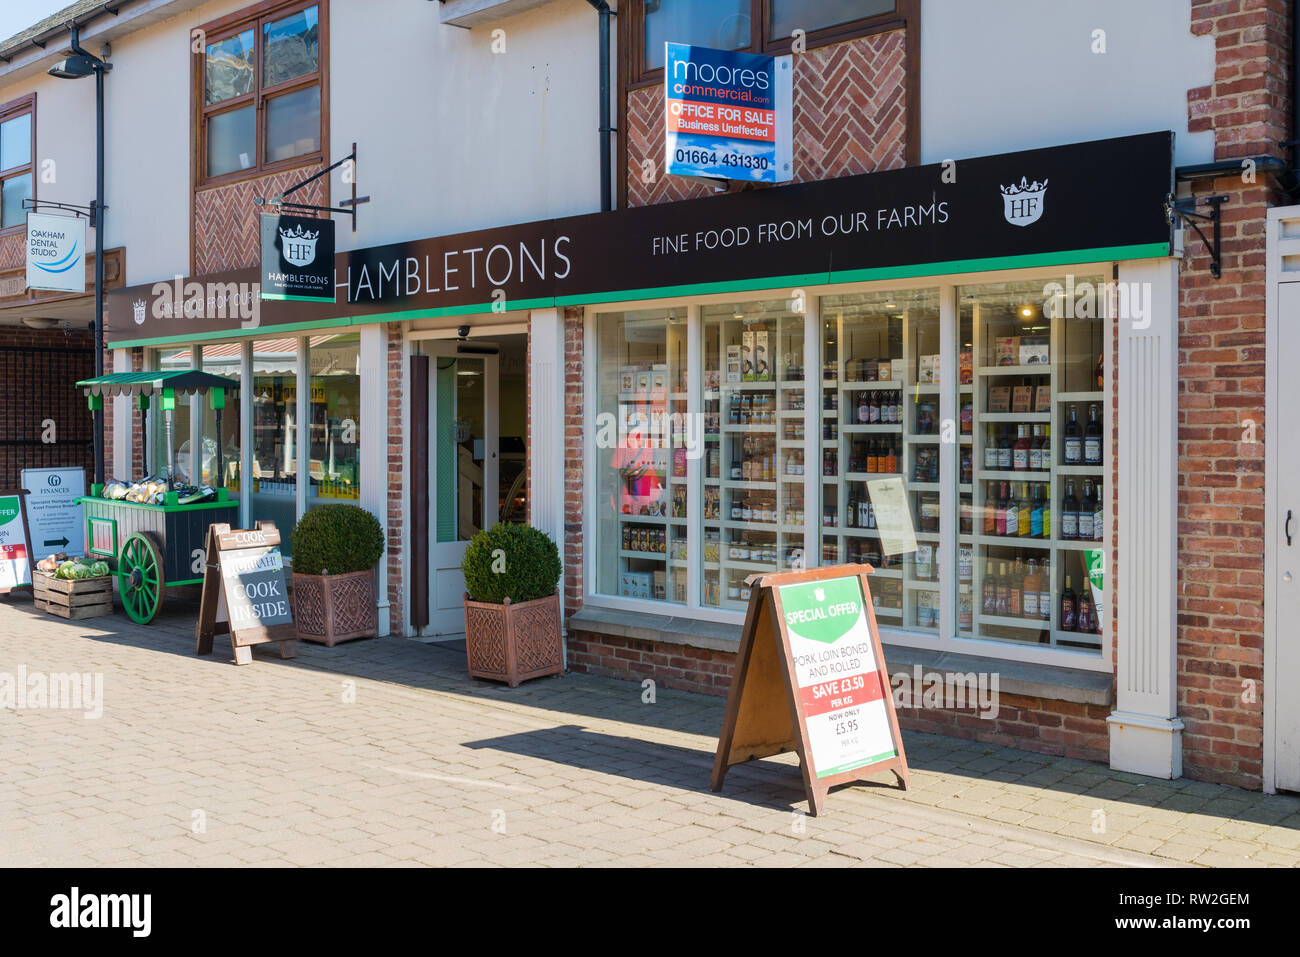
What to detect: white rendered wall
<box><xmin>920</xmin><ymin>0</ymin><xmax>1216</xmax><ymax>166</ymax></box>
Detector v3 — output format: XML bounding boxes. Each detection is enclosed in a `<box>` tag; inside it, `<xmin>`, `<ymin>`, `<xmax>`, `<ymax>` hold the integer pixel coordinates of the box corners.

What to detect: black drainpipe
<box><xmin>585</xmin><ymin>0</ymin><xmax>614</xmax><ymax>211</ymax></box>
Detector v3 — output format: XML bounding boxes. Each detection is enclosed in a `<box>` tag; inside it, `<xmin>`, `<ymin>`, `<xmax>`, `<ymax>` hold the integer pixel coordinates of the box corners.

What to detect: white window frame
<box><xmin>582</xmin><ymin>260</ymin><xmax>1117</xmax><ymax>673</ymax></box>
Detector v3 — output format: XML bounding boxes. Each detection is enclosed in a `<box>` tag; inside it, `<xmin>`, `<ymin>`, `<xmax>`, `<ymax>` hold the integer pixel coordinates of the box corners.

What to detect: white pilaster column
<box><xmin>111</xmin><ymin>349</ymin><xmax>131</xmax><ymax>480</ymax></box>
<box><xmin>1108</xmin><ymin>258</ymin><xmax>1184</xmax><ymax>778</ymax></box>
<box><xmin>529</xmin><ymin>308</ymin><xmax>565</xmax><ymax>610</ymax></box>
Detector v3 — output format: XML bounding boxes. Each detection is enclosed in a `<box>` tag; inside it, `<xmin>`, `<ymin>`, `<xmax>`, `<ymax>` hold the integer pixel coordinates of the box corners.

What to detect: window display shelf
<box><xmin>972</xmin><ymin>534</ymin><xmax>1051</xmax><ymax>549</ymax></box>
<box><xmin>1057</xmin><ymin>391</ymin><xmax>1105</xmax><ymax>403</ymax></box>
<box><xmin>1053</xmin><ymin>629</ymin><xmax>1102</xmax><ymax>647</ymax></box>
<box><xmin>1053</xmin><ymin>537</ymin><xmax>1104</xmax><ymax>550</ymax></box>
<box><xmin>1057</xmin><ymin>464</ymin><xmax>1105</xmax><ymax>477</ymax></box>
<box><xmin>906</xmin><ymin>580</ymin><xmax>940</xmax><ymax>591</ymax></box>
<box><xmin>977</xmin><ymin>470</ymin><xmax>1050</xmax><ymax>482</ymax></box>
<box><xmin>843</xmin><ymin>471</ymin><xmax>903</xmax><ymax>482</ymax></box>
<box><xmin>978</xmin><ymin>412</ymin><xmax>1051</xmax><ymax>424</ymax></box>
<box><xmin>979</xmin><ymin>364</ymin><xmax>1052</xmax><ymax>377</ymax></box>
<box><xmin>977</xmin><ymin>613</ymin><xmax>1051</xmax><ymax>630</ymax></box>
<box><xmin>620</xmin><ymin>550</ymin><xmax>666</xmax><ymax>561</ymax></box>
<box><xmin>843</xmin><ymin>379</ymin><xmax>902</xmax><ymax>390</ymax></box>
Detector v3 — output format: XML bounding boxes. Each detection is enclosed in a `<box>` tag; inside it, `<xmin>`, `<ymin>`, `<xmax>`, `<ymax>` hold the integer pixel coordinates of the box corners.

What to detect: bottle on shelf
<box><xmin>1078</xmin><ymin>480</ymin><xmax>1095</xmax><ymax>541</ymax></box>
<box><xmin>1061</xmin><ymin>480</ymin><xmax>1079</xmax><ymax>540</ymax></box>
<box><xmin>1061</xmin><ymin>575</ymin><xmax>1078</xmax><ymax>631</ymax></box>
<box><xmin>1017</xmin><ymin>483</ymin><xmax>1032</xmax><ymax>537</ymax></box>
<box><xmin>983</xmin><ymin>485</ymin><xmax>996</xmax><ymax>534</ymax></box>
<box><xmin>1078</xmin><ymin>579</ymin><xmax>1097</xmax><ymax>634</ymax></box>
<box><xmin>1013</xmin><ymin>425</ymin><xmax>1030</xmax><ymax>471</ymax></box>
<box><xmin>998</xmin><ymin>427</ymin><xmax>1013</xmax><ymax>470</ymax></box>
<box><xmin>885</xmin><ymin>440</ymin><xmax>897</xmax><ymax>475</ymax></box>
<box><xmin>1008</xmin><ymin>557</ymin><xmax>1023</xmax><ymax>616</ymax></box>
<box><xmin>1064</xmin><ymin>404</ymin><xmax>1083</xmax><ymax>465</ymax></box>
<box><xmin>1005</xmin><ymin>482</ymin><xmax>1020</xmax><ymax>537</ymax></box>
<box><xmin>983</xmin><ymin>428</ymin><xmax>999</xmax><ymax>470</ymax></box>
<box><xmin>1031</xmin><ymin>484</ymin><xmax>1045</xmax><ymax>538</ymax></box>
<box><xmin>1040</xmin><ymin>424</ymin><xmax>1051</xmax><ymax>470</ymax></box>
<box><xmin>996</xmin><ymin>561</ymin><xmax>1010</xmax><ymax>615</ymax></box>
<box><xmin>982</xmin><ymin>559</ymin><xmax>997</xmax><ymax>614</ymax></box>
<box><xmin>1038</xmin><ymin>559</ymin><xmax>1051</xmax><ymax>621</ymax></box>
<box><xmin>1023</xmin><ymin>558</ymin><xmax>1041</xmax><ymax>619</ymax></box>
<box><xmin>960</xmin><ymin>446</ymin><xmax>972</xmax><ymax>485</ymax></box>
<box><xmin>995</xmin><ymin>482</ymin><xmax>1009</xmax><ymax>536</ymax></box>
<box><xmin>1096</xmin><ymin>352</ymin><xmax>1104</xmax><ymax>390</ymax></box>
<box><xmin>1085</xmin><ymin>402</ymin><xmax>1103</xmax><ymax>466</ymax></box>
<box><xmin>1092</xmin><ymin>480</ymin><xmax>1104</xmax><ymax>540</ymax></box>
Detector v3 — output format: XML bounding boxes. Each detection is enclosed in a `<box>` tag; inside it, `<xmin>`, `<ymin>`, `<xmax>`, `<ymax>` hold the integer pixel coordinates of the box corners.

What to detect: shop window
<box><xmin>702</xmin><ymin>299</ymin><xmax>805</xmax><ymax>609</ymax></box>
<box><xmin>196</xmin><ymin>1</ymin><xmax>325</xmax><ymax>184</ymax></box>
<box><xmin>198</xmin><ymin>344</ymin><xmax>243</xmax><ymax>494</ymax></box>
<box><xmin>630</xmin><ymin>0</ymin><xmax>902</xmax><ymax>83</ymax></box>
<box><xmin>0</xmin><ymin>95</ymin><xmax>34</xmax><ymax>231</ymax></box>
<box><xmin>594</xmin><ymin>308</ymin><xmax>688</xmax><ymax>605</ymax></box>
<box><xmin>153</xmin><ymin>347</ymin><xmax>195</xmax><ymax>483</ymax></box>
<box><xmin>959</xmin><ymin>278</ymin><xmax>1106</xmax><ymax>651</ymax></box>
<box><xmin>251</xmin><ymin>338</ymin><xmax>301</xmax><ymax>553</ymax></box>
<box><xmin>819</xmin><ymin>289</ymin><xmax>939</xmax><ymax>632</ymax></box>
<box><xmin>306</xmin><ymin>333</ymin><xmax>360</xmax><ymax>507</ymax></box>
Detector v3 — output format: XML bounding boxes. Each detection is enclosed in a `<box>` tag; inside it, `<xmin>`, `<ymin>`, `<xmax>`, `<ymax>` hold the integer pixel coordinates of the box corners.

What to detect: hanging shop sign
<box><xmin>663</xmin><ymin>42</ymin><xmax>792</xmax><ymax>184</ymax></box>
<box><xmin>195</xmin><ymin>521</ymin><xmax>296</xmax><ymax>665</ymax></box>
<box><xmin>0</xmin><ymin>490</ymin><xmax>34</xmax><ymax>594</ymax></box>
<box><xmin>108</xmin><ymin>131</ymin><xmax>1174</xmax><ymax>344</ymax></box>
<box><xmin>25</xmin><ymin>212</ymin><xmax>86</xmax><ymax>294</ymax></box>
<box><xmin>20</xmin><ymin>468</ymin><xmax>86</xmax><ymax>556</ymax></box>
<box><xmin>260</xmin><ymin>213</ymin><xmax>336</xmax><ymax>303</ymax></box>
<box><xmin>711</xmin><ymin>564</ymin><xmax>908</xmax><ymax>815</ymax></box>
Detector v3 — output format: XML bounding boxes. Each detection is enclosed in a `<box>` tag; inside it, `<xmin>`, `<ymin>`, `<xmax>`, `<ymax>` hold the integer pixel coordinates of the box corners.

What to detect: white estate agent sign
<box><xmin>21</xmin><ymin>468</ymin><xmax>86</xmax><ymax>556</ymax></box>
<box><xmin>26</xmin><ymin>212</ymin><xmax>86</xmax><ymax>294</ymax></box>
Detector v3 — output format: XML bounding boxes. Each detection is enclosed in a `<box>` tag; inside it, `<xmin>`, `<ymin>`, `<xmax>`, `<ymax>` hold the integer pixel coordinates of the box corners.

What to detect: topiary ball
<box><xmin>291</xmin><ymin>504</ymin><xmax>385</xmax><ymax>576</ymax></box>
<box><xmin>462</xmin><ymin>523</ymin><xmax>561</xmax><ymax>604</ymax></box>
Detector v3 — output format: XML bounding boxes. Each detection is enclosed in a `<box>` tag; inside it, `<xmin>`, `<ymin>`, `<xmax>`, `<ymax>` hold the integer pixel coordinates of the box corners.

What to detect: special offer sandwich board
<box><xmin>710</xmin><ymin>564</ymin><xmax>908</xmax><ymax>815</ymax></box>
<box><xmin>0</xmin><ymin>489</ymin><xmax>33</xmax><ymax>595</ymax></box>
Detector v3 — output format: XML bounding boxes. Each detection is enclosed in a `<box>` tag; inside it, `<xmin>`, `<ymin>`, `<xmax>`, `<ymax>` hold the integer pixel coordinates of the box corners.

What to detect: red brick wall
<box><xmin>0</xmin><ymin>326</ymin><xmax>96</xmax><ymax>488</ymax></box>
<box><xmin>1174</xmin><ymin>0</ymin><xmax>1290</xmax><ymax>789</ymax></box>
<box><xmin>387</xmin><ymin>324</ymin><xmax>404</xmax><ymax>634</ymax></box>
<box><xmin>625</xmin><ymin>30</ymin><xmax>909</xmax><ymax>207</ymax></box>
<box><xmin>562</xmin><ymin>307</ymin><xmax>585</xmax><ymax>623</ymax></box>
<box><xmin>193</xmin><ymin>166</ymin><xmax>326</xmax><ymax>274</ymax></box>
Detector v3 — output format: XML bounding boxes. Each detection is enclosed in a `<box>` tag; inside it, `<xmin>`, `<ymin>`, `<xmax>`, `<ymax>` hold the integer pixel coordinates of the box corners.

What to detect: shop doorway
<box><xmin>1267</xmin><ymin>208</ymin><xmax>1300</xmax><ymax>793</ymax></box>
<box><xmin>417</xmin><ymin>333</ymin><xmax>529</xmax><ymax>636</ymax></box>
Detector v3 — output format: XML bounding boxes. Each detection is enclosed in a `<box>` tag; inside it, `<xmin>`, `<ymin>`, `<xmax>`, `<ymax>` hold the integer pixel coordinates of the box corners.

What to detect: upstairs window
<box><xmin>0</xmin><ymin>94</ymin><xmax>34</xmax><ymax>230</ymax></box>
<box><xmin>197</xmin><ymin>1</ymin><xmax>325</xmax><ymax>186</ymax></box>
<box><xmin>633</xmin><ymin>0</ymin><xmax>902</xmax><ymax>84</ymax></box>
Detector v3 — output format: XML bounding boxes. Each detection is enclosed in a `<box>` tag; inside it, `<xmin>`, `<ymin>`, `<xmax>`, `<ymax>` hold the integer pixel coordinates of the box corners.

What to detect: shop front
<box><xmin>103</xmin><ymin>129</ymin><xmax>1184</xmax><ymax>775</ymax></box>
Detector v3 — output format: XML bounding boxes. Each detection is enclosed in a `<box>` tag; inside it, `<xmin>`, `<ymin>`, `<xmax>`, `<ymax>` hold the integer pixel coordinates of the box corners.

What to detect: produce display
<box><xmin>100</xmin><ymin>476</ymin><xmax>216</xmax><ymax>505</ymax></box>
<box><xmin>34</xmin><ymin>553</ymin><xmax>110</xmax><ymax>579</ymax></box>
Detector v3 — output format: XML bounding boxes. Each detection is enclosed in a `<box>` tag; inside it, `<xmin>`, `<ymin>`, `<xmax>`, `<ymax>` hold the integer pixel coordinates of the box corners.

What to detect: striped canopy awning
<box><xmin>76</xmin><ymin>371</ymin><xmax>239</xmax><ymax>398</ymax></box>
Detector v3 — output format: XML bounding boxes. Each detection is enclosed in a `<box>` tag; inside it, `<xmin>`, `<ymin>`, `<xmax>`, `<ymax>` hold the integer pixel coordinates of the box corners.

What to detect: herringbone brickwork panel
<box><xmin>0</xmin><ymin>233</ymin><xmax>23</xmax><ymax>271</ymax></box>
<box><xmin>194</xmin><ymin>166</ymin><xmax>326</xmax><ymax>274</ymax></box>
<box><xmin>627</xmin><ymin>31</ymin><xmax>908</xmax><ymax>208</ymax></box>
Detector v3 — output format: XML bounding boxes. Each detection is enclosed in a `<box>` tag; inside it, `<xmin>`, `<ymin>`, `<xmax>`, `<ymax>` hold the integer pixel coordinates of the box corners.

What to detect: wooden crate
<box><xmin>33</xmin><ymin>572</ymin><xmax>114</xmax><ymax>621</ymax></box>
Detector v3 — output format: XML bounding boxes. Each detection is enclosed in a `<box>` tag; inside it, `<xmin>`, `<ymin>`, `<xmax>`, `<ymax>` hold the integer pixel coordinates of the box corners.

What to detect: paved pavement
<box><xmin>1</xmin><ymin>593</ymin><xmax>1298</xmax><ymax>867</ymax></box>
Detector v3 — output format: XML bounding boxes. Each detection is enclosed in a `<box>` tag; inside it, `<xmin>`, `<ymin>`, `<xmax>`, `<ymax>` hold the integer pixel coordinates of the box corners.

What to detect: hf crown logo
<box><xmin>1000</xmin><ymin>176</ymin><xmax>1048</xmax><ymax>227</ymax></box>
<box><xmin>132</xmin><ymin>299</ymin><xmax>146</xmax><ymax>325</ymax></box>
<box><xmin>279</xmin><ymin>223</ymin><xmax>320</xmax><ymax>267</ymax></box>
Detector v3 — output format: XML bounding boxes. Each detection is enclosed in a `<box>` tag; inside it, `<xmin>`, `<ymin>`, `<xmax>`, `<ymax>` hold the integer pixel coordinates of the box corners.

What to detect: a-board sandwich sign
<box><xmin>21</xmin><ymin>467</ymin><xmax>86</xmax><ymax>557</ymax></box>
<box><xmin>0</xmin><ymin>490</ymin><xmax>33</xmax><ymax>594</ymax></box>
<box><xmin>664</xmin><ymin>42</ymin><xmax>792</xmax><ymax>184</ymax></box>
<box><xmin>710</xmin><ymin>564</ymin><xmax>908</xmax><ymax>815</ymax></box>
<box><xmin>195</xmin><ymin>521</ymin><xmax>296</xmax><ymax>665</ymax></box>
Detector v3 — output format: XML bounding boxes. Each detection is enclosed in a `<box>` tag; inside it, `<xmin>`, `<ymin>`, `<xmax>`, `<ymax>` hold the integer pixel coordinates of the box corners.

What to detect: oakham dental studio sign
<box><xmin>106</xmin><ymin>133</ymin><xmax>1175</xmax><ymax>344</ymax></box>
<box><xmin>26</xmin><ymin>212</ymin><xmax>87</xmax><ymax>294</ymax></box>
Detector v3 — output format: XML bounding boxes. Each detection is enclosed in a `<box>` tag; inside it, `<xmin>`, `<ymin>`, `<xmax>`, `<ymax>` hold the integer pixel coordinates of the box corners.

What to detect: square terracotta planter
<box><xmin>463</xmin><ymin>592</ymin><xmax>563</xmax><ymax>687</ymax></box>
<box><xmin>293</xmin><ymin>569</ymin><xmax>378</xmax><ymax>646</ymax></box>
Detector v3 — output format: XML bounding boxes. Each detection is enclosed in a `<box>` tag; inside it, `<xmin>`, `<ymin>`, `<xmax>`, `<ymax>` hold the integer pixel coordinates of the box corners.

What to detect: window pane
<box><xmin>200</xmin><ymin>345</ymin><xmax>242</xmax><ymax>496</ymax></box>
<box><xmin>769</xmin><ymin>0</ymin><xmax>894</xmax><ymax>40</ymax></box>
<box><xmin>0</xmin><ymin>112</ymin><xmax>31</xmax><ymax>172</ymax></box>
<box><xmin>264</xmin><ymin>86</ymin><xmax>320</xmax><ymax>163</ymax></box>
<box><xmin>307</xmin><ymin>334</ymin><xmax>361</xmax><ymax>508</ymax></box>
<box><xmin>961</xmin><ymin>276</ymin><xmax>1106</xmax><ymax>652</ymax></box>
<box><xmin>645</xmin><ymin>0</ymin><xmax>749</xmax><ymax>70</ymax></box>
<box><xmin>1</xmin><ymin>173</ymin><xmax>31</xmax><ymax>228</ymax></box>
<box><xmin>154</xmin><ymin>348</ymin><xmax>195</xmax><ymax>484</ymax></box>
<box><xmin>702</xmin><ymin>300</ymin><xmax>805</xmax><ymax>610</ymax></box>
<box><xmin>205</xmin><ymin>29</ymin><xmax>254</xmax><ymax>104</ymax></box>
<box><xmin>264</xmin><ymin>5</ymin><xmax>319</xmax><ymax>87</ymax></box>
<box><xmin>820</xmin><ymin>289</ymin><xmax>938</xmax><ymax>633</ymax></box>
<box><xmin>207</xmin><ymin>105</ymin><xmax>256</xmax><ymax>177</ymax></box>
<box><xmin>594</xmin><ymin>308</ymin><xmax>687</xmax><ymax>605</ymax></box>
<box><xmin>252</xmin><ymin>339</ymin><xmax>301</xmax><ymax>555</ymax></box>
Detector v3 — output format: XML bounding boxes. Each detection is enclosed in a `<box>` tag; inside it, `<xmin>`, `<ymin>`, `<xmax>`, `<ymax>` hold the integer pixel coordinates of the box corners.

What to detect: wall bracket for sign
<box><xmin>1165</xmin><ymin>193</ymin><xmax>1227</xmax><ymax>279</ymax></box>
<box><xmin>254</xmin><ymin>142</ymin><xmax>370</xmax><ymax>233</ymax></box>
<box><xmin>22</xmin><ymin>198</ymin><xmax>104</xmax><ymax>227</ymax></box>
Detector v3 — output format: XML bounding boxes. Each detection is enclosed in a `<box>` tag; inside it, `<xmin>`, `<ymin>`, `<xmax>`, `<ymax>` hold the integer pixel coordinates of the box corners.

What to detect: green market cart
<box><xmin>75</xmin><ymin>371</ymin><xmax>240</xmax><ymax>624</ymax></box>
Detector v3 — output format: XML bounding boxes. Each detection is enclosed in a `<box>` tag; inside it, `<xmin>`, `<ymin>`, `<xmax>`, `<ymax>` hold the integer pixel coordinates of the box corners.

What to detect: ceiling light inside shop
<box><xmin>21</xmin><ymin>317</ymin><xmax>57</xmax><ymax>329</ymax></box>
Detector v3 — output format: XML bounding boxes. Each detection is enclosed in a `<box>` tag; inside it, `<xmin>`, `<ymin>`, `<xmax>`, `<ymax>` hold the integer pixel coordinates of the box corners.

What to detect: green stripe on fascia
<box><xmin>828</xmin><ymin>244</ymin><xmax>1172</xmax><ymax>284</ymax></box>
<box><xmin>110</xmin><ymin>315</ymin><xmax>354</xmax><ymax>349</ymax></box>
<box><xmin>554</xmin><ymin>273</ymin><xmax>832</xmax><ymax>307</ymax></box>
<box><xmin>261</xmin><ymin>293</ymin><xmax>340</xmax><ymax>302</ymax></box>
<box><xmin>358</xmin><ymin>296</ymin><xmax>560</xmax><ymax>324</ymax></box>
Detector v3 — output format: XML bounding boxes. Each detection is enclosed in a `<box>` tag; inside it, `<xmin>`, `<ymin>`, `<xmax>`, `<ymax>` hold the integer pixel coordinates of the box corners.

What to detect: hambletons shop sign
<box><xmin>664</xmin><ymin>43</ymin><xmax>793</xmax><ymax>183</ymax></box>
<box><xmin>106</xmin><ymin>132</ymin><xmax>1174</xmax><ymax>344</ymax></box>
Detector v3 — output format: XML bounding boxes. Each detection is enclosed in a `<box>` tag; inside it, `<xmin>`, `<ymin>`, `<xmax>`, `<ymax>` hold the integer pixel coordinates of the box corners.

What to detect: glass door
<box><xmin>427</xmin><ymin>342</ymin><xmax>499</xmax><ymax>635</ymax></box>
